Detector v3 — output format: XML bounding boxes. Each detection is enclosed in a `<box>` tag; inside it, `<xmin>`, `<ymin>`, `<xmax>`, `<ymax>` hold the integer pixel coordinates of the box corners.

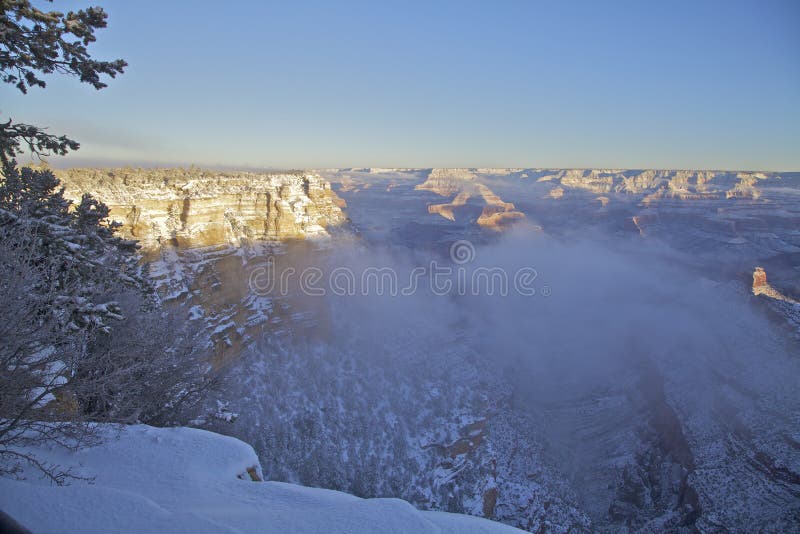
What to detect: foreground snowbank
<box><xmin>0</xmin><ymin>425</ymin><xmax>522</xmax><ymax>533</ymax></box>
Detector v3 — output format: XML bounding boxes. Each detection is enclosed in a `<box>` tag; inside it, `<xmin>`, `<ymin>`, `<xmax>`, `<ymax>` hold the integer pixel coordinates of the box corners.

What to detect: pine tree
<box><xmin>0</xmin><ymin>2</ymin><xmax>212</xmax><ymax>481</ymax></box>
<box><xmin>1</xmin><ymin>0</ymin><xmax>126</xmax><ymax>164</ymax></box>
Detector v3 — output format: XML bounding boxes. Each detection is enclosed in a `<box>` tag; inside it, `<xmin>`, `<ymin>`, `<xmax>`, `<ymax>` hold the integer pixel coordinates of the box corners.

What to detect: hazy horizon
<box><xmin>2</xmin><ymin>0</ymin><xmax>798</xmax><ymax>171</ymax></box>
<box><xmin>41</xmin><ymin>157</ymin><xmax>800</xmax><ymax>174</ymax></box>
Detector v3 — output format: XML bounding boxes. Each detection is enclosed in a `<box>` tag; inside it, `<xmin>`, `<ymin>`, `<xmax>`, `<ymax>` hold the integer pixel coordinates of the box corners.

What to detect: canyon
<box><xmin>55</xmin><ymin>167</ymin><xmax>347</xmax><ymax>249</ymax></box>
<box><xmin>53</xmin><ymin>166</ymin><xmax>800</xmax><ymax>533</ymax></box>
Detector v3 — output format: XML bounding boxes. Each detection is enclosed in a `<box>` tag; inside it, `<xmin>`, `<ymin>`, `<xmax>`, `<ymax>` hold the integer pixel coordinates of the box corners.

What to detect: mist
<box><xmin>219</xmin><ymin>227</ymin><xmax>799</xmax><ymax>523</ymax></box>
<box><xmin>319</xmin><ymin>228</ymin><xmax>794</xmax><ymax>399</ymax></box>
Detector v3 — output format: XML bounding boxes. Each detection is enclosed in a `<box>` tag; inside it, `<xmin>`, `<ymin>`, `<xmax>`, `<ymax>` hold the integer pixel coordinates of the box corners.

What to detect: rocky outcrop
<box><xmin>416</xmin><ymin>168</ymin><xmax>478</xmax><ymax>197</ymax></box>
<box><xmin>753</xmin><ymin>267</ymin><xmax>768</xmax><ymax>292</ymax></box>
<box><xmin>752</xmin><ymin>267</ymin><xmax>799</xmax><ymax>304</ymax></box>
<box><xmin>532</xmin><ymin>168</ymin><xmax>771</xmax><ymax>202</ymax></box>
<box><xmin>416</xmin><ymin>169</ymin><xmax>526</xmax><ymax>231</ymax></box>
<box><xmin>530</xmin><ymin>169</ymin><xmax>750</xmax><ymax>196</ymax></box>
<box><xmin>55</xmin><ymin>168</ymin><xmax>347</xmax><ymax>249</ymax></box>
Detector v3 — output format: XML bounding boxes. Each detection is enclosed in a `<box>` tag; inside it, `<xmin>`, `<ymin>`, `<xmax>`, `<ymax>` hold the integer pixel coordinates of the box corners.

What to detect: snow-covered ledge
<box><xmin>0</xmin><ymin>425</ymin><xmax>523</xmax><ymax>533</ymax></box>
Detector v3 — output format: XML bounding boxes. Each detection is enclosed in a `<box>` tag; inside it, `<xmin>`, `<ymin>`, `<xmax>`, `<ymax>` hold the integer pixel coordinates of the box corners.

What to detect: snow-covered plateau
<box><xmin>0</xmin><ymin>424</ymin><xmax>524</xmax><ymax>534</ymax></box>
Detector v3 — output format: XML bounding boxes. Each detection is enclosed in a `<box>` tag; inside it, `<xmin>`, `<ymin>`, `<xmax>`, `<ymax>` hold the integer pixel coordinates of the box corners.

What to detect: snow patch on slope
<box><xmin>0</xmin><ymin>424</ymin><xmax>524</xmax><ymax>534</ymax></box>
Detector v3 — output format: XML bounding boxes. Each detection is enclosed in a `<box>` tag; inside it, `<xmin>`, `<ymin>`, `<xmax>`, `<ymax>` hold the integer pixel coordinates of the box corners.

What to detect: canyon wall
<box><xmin>414</xmin><ymin>168</ymin><xmax>527</xmax><ymax>231</ymax></box>
<box><xmin>360</xmin><ymin>167</ymin><xmax>798</xmax><ymax>233</ymax></box>
<box><xmin>55</xmin><ymin>168</ymin><xmax>347</xmax><ymax>249</ymax></box>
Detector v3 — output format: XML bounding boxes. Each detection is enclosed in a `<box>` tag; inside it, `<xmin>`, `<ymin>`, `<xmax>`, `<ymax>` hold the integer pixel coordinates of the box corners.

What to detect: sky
<box><xmin>3</xmin><ymin>0</ymin><xmax>799</xmax><ymax>170</ymax></box>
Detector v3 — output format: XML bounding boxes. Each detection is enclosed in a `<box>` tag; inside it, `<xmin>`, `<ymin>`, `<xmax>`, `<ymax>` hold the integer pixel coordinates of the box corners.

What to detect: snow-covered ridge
<box><xmin>323</xmin><ymin>167</ymin><xmax>798</xmax><ymax>199</ymax></box>
<box><xmin>414</xmin><ymin>169</ymin><xmax>527</xmax><ymax>231</ymax></box>
<box><xmin>530</xmin><ymin>168</ymin><xmax>777</xmax><ymax>199</ymax></box>
<box><xmin>0</xmin><ymin>424</ymin><xmax>523</xmax><ymax>534</ymax></box>
<box><xmin>55</xmin><ymin>168</ymin><xmax>347</xmax><ymax>249</ymax></box>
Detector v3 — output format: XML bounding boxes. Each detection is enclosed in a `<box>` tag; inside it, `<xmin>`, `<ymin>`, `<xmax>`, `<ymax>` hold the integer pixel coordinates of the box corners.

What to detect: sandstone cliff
<box><xmin>530</xmin><ymin>168</ymin><xmax>769</xmax><ymax>200</ymax></box>
<box><xmin>415</xmin><ymin>168</ymin><xmax>526</xmax><ymax>231</ymax></box>
<box><xmin>55</xmin><ymin>168</ymin><xmax>347</xmax><ymax>249</ymax></box>
<box><xmin>408</xmin><ymin>168</ymin><xmax>785</xmax><ymax>231</ymax></box>
<box><xmin>752</xmin><ymin>266</ymin><xmax>799</xmax><ymax>304</ymax></box>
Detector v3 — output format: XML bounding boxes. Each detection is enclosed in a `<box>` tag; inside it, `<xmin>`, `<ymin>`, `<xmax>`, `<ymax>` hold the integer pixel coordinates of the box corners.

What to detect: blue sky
<box><xmin>3</xmin><ymin>0</ymin><xmax>799</xmax><ymax>170</ymax></box>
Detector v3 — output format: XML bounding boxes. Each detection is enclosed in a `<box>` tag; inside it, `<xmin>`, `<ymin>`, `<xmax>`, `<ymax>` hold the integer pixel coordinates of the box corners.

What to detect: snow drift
<box><xmin>0</xmin><ymin>424</ymin><xmax>523</xmax><ymax>533</ymax></box>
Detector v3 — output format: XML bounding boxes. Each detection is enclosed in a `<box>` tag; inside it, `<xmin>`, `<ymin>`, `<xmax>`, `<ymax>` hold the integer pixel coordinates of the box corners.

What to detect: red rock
<box><xmin>753</xmin><ymin>267</ymin><xmax>767</xmax><ymax>290</ymax></box>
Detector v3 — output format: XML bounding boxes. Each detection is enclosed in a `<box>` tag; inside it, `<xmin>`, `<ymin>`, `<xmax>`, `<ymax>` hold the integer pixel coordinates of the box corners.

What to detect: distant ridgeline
<box><xmin>54</xmin><ymin>168</ymin><xmax>347</xmax><ymax>249</ymax></box>
<box><xmin>53</xmin><ymin>167</ymin><xmax>800</xmax><ymax>249</ymax></box>
<box><xmin>332</xmin><ymin>167</ymin><xmax>800</xmax><ymax>234</ymax></box>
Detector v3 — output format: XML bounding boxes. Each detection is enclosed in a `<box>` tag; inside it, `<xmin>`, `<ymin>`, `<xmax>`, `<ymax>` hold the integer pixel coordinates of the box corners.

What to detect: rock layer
<box><xmin>415</xmin><ymin>169</ymin><xmax>527</xmax><ymax>231</ymax></box>
<box><xmin>752</xmin><ymin>266</ymin><xmax>799</xmax><ymax>305</ymax></box>
<box><xmin>55</xmin><ymin>168</ymin><xmax>347</xmax><ymax>249</ymax></box>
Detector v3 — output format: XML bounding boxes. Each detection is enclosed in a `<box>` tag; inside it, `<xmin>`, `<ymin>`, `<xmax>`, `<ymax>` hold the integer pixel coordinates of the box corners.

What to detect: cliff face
<box><xmin>415</xmin><ymin>168</ymin><xmax>527</xmax><ymax>231</ymax></box>
<box><xmin>55</xmin><ymin>168</ymin><xmax>347</xmax><ymax>249</ymax></box>
<box><xmin>531</xmin><ymin>168</ymin><xmax>767</xmax><ymax>199</ymax></box>
<box><xmin>752</xmin><ymin>266</ymin><xmax>800</xmax><ymax>307</ymax></box>
<box><xmin>753</xmin><ymin>267</ymin><xmax>769</xmax><ymax>292</ymax></box>
<box><xmin>403</xmin><ymin>168</ymin><xmax>788</xmax><ymax>232</ymax></box>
